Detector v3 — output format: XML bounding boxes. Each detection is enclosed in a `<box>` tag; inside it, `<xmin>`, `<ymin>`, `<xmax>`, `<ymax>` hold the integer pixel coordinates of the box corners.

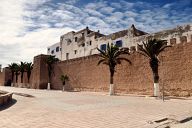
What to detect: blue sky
<box><xmin>0</xmin><ymin>0</ymin><xmax>191</xmax><ymax>67</ymax></box>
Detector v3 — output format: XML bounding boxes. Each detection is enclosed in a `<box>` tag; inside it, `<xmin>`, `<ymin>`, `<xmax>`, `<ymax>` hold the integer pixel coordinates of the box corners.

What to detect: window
<box><xmin>170</xmin><ymin>38</ymin><xmax>176</xmax><ymax>45</ymax></box>
<box><xmin>48</xmin><ymin>48</ymin><xmax>50</xmax><ymax>51</ymax></box>
<box><xmin>180</xmin><ymin>36</ymin><xmax>187</xmax><ymax>43</ymax></box>
<box><xmin>66</xmin><ymin>39</ymin><xmax>71</xmax><ymax>45</ymax></box>
<box><xmin>74</xmin><ymin>50</ymin><xmax>77</xmax><ymax>54</ymax></box>
<box><xmin>100</xmin><ymin>44</ymin><xmax>106</xmax><ymax>51</ymax></box>
<box><xmin>66</xmin><ymin>53</ymin><xmax>69</xmax><ymax>60</ymax></box>
<box><xmin>89</xmin><ymin>41</ymin><xmax>92</xmax><ymax>45</ymax></box>
<box><xmin>51</xmin><ymin>50</ymin><xmax>54</xmax><ymax>54</ymax></box>
<box><xmin>82</xmin><ymin>33</ymin><xmax>84</xmax><ymax>37</ymax></box>
<box><xmin>75</xmin><ymin>37</ymin><xmax>78</xmax><ymax>42</ymax></box>
<box><xmin>56</xmin><ymin>47</ymin><xmax>59</xmax><ymax>52</ymax></box>
<box><xmin>115</xmin><ymin>40</ymin><xmax>123</xmax><ymax>47</ymax></box>
<box><xmin>82</xmin><ymin>43</ymin><xmax>85</xmax><ymax>47</ymax></box>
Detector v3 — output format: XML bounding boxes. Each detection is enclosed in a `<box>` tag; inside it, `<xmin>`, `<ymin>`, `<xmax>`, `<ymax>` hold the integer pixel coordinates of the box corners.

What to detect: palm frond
<box><xmin>116</xmin><ymin>57</ymin><xmax>132</xmax><ymax>64</ymax></box>
<box><xmin>157</xmin><ymin>45</ymin><xmax>172</xmax><ymax>55</ymax></box>
<box><xmin>138</xmin><ymin>43</ymin><xmax>151</xmax><ymax>58</ymax></box>
<box><xmin>97</xmin><ymin>59</ymin><xmax>107</xmax><ymax>65</ymax></box>
<box><xmin>138</xmin><ymin>39</ymin><xmax>171</xmax><ymax>59</ymax></box>
<box><xmin>97</xmin><ymin>43</ymin><xmax>131</xmax><ymax>69</ymax></box>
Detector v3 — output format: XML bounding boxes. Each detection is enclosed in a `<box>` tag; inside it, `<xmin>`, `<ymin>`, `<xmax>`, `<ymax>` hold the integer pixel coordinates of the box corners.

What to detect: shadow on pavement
<box><xmin>165</xmin><ymin>96</ymin><xmax>192</xmax><ymax>100</ymax></box>
<box><xmin>0</xmin><ymin>99</ymin><xmax>17</xmax><ymax>111</ymax></box>
<box><xmin>66</xmin><ymin>90</ymin><xmax>80</xmax><ymax>92</ymax></box>
<box><xmin>180</xmin><ymin>116</ymin><xmax>192</xmax><ymax>123</ymax></box>
<box><xmin>13</xmin><ymin>92</ymin><xmax>35</xmax><ymax>98</ymax></box>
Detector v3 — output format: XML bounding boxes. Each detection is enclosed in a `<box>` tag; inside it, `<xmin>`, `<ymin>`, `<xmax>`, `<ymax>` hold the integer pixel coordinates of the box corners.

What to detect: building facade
<box><xmin>47</xmin><ymin>24</ymin><xmax>192</xmax><ymax>60</ymax></box>
<box><xmin>47</xmin><ymin>42</ymin><xmax>61</xmax><ymax>60</ymax></box>
<box><xmin>60</xmin><ymin>27</ymin><xmax>104</xmax><ymax>60</ymax></box>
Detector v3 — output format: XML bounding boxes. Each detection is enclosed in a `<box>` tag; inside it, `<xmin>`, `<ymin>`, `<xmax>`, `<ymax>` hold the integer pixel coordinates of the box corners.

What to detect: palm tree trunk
<box><xmin>27</xmin><ymin>75</ymin><xmax>30</xmax><ymax>83</ymax></box>
<box><xmin>62</xmin><ymin>81</ymin><xmax>65</xmax><ymax>91</ymax></box>
<box><xmin>150</xmin><ymin>59</ymin><xmax>159</xmax><ymax>97</ymax></box>
<box><xmin>27</xmin><ymin>71</ymin><xmax>31</xmax><ymax>83</ymax></box>
<box><xmin>109</xmin><ymin>68</ymin><xmax>115</xmax><ymax>96</ymax></box>
<box><xmin>11</xmin><ymin>71</ymin><xmax>14</xmax><ymax>83</ymax></box>
<box><xmin>47</xmin><ymin>74</ymin><xmax>51</xmax><ymax>90</ymax></box>
<box><xmin>47</xmin><ymin>68</ymin><xmax>51</xmax><ymax>90</ymax></box>
<box><xmin>21</xmin><ymin>73</ymin><xmax>23</xmax><ymax>83</ymax></box>
<box><xmin>16</xmin><ymin>74</ymin><xmax>18</xmax><ymax>83</ymax></box>
<box><xmin>153</xmin><ymin>71</ymin><xmax>159</xmax><ymax>97</ymax></box>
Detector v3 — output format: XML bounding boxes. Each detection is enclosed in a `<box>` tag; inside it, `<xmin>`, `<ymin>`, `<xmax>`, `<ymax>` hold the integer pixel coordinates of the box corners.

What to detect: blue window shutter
<box><xmin>115</xmin><ymin>40</ymin><xmax>123</xmax><ymax>47</ymax></box>
<box><xmin>100</xmin><ymin>44</ymin><xmax>106</xmax><ymax>51</ymax></box>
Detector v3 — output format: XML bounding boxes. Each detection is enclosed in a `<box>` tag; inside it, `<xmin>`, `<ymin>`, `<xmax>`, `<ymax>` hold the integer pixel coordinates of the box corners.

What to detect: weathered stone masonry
<box><xmin>46</xmin><ymin>41</ymin><xmax>192</xmax><ymax>96</ymax></box>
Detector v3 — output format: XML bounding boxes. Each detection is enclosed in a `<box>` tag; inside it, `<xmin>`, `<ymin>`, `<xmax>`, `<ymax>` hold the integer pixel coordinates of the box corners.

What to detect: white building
<box><xmin>47</xmin><ymin>42</ymin><xmax>61</xmax><ymax>60</ymax></box>
<box><xmin>47</xmin><ymin>24</ymin><xmax>192</xmax><ymax>61</ymax></box>
<box><xmin>58</xmin><ymin>25</ymin><xmax>147</xmax><ymax>60</ymax></box>
<box><xmin>60</xmin><ymin>27</ymin><xmax>104</xmax><ymax>60</ymax></box>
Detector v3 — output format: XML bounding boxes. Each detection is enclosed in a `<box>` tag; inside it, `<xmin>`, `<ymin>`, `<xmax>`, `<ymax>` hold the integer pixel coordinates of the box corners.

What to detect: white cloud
<box><xmin>163</xmin><ymin>3</ymin><xmax>173</xmax><ymax>8</ymax></box>
<box><xmin>0</xmin><ymin>0</ymin><xmax>74</xmax><ymax>67</ymax></box>
<box><xmin>100</xmin><ymin>6</ymin><xmax>115</xmax><ymax>14</ymax></box>
<box><xmin>120</xmin><ymin>0</ymin><xmax>134</xmax><ymax>8</ymax></box>
<box><xmin>0</xmin><ymin>27</ymin><xmax>74</xmax><ymax>67</ymax></box>
<box><xmin>64</xmin><ymin>0</ymin><xmax>79</xmax><ymax>5</ymax></box>
<box><xmin>84</xmin><ymin>8</ymin><xmax>104</xmax><ymax>17</ymax></box>
<box><xmin>0</xmin><ymin>0</ymin><xmax>25</xmax><ymax>39</ymax></box>
<box><xmin>125</xmin><ymin>11</ymin><xmax>138</xmax><ymax>17</ymax></box>
<box><xmin>110</xmin><ymin>2</ymin><xmax>121</xmax><ymax>9</ymax></box>
<box><xmin>85</xmin><ymin>1</ymin><xmax>107</xmax><ymax>10</ymax></box>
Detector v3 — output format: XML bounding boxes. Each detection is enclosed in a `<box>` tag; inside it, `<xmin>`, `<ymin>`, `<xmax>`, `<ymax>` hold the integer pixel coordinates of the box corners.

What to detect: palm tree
<box><xmin>8</xmin><ymin>63</ymin><xmax>17</xmax><ymax>83</ymax></box>
<box><xmin>97</xmin><ymin>43</ymin><xmax>131</xmax><ymax>95</ymax></box>
<box><xmin>26</xmin><ymin>62</ymin><xmax>33</xmax><ymax>83</ymax></box>
<box><xmin>14</xmin><ymin>64</ymin><xmax>20</xmax><ymax>83</ymax></box>
<box><xmin>60</xmin><ymin>74</ymin><xmax>69</xmax><ymax>91</ymax></box>
<box><xmin>46</xmin><ymin>55</ymin><xmax>59</xmax><ymax>89</ymax></box>
<box><xmin>138</xmin><ymin>39</ymin><xmax>170</xmax><ymax>97</ymax></box>
<box><xmin>19</xmin><ymin>61</ymin><xmax>26</xmax><ymax>83</ymax></box>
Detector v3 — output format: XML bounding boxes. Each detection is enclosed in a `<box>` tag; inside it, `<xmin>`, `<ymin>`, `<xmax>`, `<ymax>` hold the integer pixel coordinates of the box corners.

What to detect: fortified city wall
<box><xmin>48</xmin><ymin>40</ymin><xmax>192</xmax><ymax>96</ymax></box>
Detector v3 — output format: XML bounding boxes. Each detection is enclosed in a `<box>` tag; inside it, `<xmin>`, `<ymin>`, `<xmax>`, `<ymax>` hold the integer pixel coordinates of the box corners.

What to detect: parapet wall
<box><xmin>50</xmin><ymin>41</ymin><xmax>192</xmax><ymax>96</ymax></box>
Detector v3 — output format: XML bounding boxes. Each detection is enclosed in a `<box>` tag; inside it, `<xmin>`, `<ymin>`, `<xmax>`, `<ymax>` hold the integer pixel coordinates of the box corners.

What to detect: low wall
<box><xmin>50</xmin><ymin>42</ymin><xmax>192</xmax><ymax>96</ymax></box>
<box><xmin>0</xmin><ymin>91</ymin><xmax>13</xmax><ymax>106</ymax></box>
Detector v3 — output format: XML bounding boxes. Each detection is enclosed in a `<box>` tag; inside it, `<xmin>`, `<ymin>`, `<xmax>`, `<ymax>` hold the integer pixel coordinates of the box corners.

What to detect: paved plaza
<box><xmin>0</xmin><ymin>86</ymin><xmax>192</xmax><ymax>128</ymax></box>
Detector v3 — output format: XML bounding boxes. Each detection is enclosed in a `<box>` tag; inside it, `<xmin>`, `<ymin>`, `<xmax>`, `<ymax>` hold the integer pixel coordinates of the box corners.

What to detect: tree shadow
<box><xmin>66</xmin><ymin>90</ymin><xmax>80</xmax><ymax>92</ymax></box>
<box><xmin>0</xmin><ymin>99</ymin><xmax>17</xmax><ymax>111</ymax></box>
<box><xmin>180</xmin><ymin>116</ymin><xmax>192</xmax><ymax>123</ymax></box>
<box><xmin>13</xmin><ymin>92</ymin><xmax>35</xmax><ymax>98</ymax></box>
<box><xmin>163</xmin><ymin>96</ymin><xmax>192</xmax><ymax>100</ymax></box>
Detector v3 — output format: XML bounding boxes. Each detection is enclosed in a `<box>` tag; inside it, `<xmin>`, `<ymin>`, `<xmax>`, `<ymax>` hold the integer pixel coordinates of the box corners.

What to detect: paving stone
<box><xmin>0</xmin><ymin>86</ymin><xmax>192</xmax><ymax>128</ymax></box>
